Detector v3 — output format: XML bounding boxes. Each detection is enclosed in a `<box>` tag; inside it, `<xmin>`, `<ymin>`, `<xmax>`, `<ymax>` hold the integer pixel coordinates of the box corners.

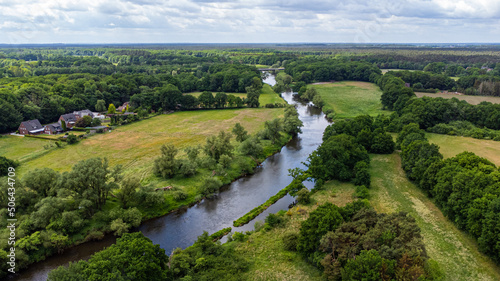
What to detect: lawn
<box><xmin>426</xmin><ymin>133</ymin><xmax>500</xmax><ymax>166</ymax></box>
<box><xmin>185</xmin><ymin>84</ymin><xmax>285</xmax><ymax>106</ymax></box>
<box><xmin>370</xmin><ymin>153</ymin><xmax>500</xmax><ymax>281</ymax></box>
<box><xmin>15</xmin><ymin>108</ymin><xmax>284</xmax><ymax>184</ymax></box>
<box><xmin>415</xmin><ymin>92</ymin><xmax>500</xmax><ymax>105</ymax></box>
<box><xmin>311</xmin><ymin>81</ymin><xmax>386</xmax><ymax>118</ymax></box>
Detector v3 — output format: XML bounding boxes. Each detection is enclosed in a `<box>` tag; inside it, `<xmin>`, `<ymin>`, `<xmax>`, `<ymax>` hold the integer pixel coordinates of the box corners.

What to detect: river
<box><xmin>11</xmin><ymin>73</ymin><xmax>330</xmax><ymax>281</ymax></box>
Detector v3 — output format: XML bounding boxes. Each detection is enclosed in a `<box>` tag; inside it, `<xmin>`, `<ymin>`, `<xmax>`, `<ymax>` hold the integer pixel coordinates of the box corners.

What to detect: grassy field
<box><xmin>235</xmin><ymin>181</ymin><xmax>355</xmax><ymax>281</ymax></box>
<box><xmin>14</xmin><ymin>108</ymin><xmax>284</xmax><ymax>182</ymax></box>
<box><xmin>426</xmin><ymin>133</ymin><xmax>500</xmax><ymax>166</ymax></box>
<box><xmin>0</xmin><ymin>135</ymin><xmax>52</xmax><ymax>162</ymax></box>
<box><xmin>415</xmin><ymin>92</ymin><xmax>500</xmax><ymax>105</ymax></box>
<box><xmin>185</xmin><ymin>84</ymin><xmax>285</xmax><ymax>106</ymax></box>
<box><xmin>370</xmin><ymin>153</ymin><xmax>500</xmax><ymax>281</ymax></box>
<box><xmin>311</xmin><ymin>81</ymin><xmax>386</xmax><ymax>118</ymax></box>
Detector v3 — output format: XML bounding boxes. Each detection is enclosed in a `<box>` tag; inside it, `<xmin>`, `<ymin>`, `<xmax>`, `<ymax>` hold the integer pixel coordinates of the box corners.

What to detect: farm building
<box><xmin>44</xmin><ymin>123</ymin><xmax>64</xmax><ymax>135</ymax></box>
<box><xmin>73</xmin><ymin>109</ymin><xmax>94</xmax><ymax>118</ymax></box>
<box><xmin>59</xmin><ymin>113</ymin><xmax>79</xmax><ymax>129</ymax></box>
<box><xmin>18</xmin><ymin>119</ymin><xmax>44</xmax><ymax>135</ymax></box>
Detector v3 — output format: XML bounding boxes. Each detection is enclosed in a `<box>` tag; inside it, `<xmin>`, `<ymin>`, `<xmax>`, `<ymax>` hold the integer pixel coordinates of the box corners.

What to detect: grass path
<box><xmin>370</xmin><ymin>153</ymin><xmax>500</xmax><ymax>281</ymax></box>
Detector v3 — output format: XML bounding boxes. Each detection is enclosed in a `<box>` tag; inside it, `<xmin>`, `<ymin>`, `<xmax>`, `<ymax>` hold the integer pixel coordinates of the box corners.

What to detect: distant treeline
<box><xmin>0</xmin><ymin>63</ymin><xmax>260</xmax><ymax>133</ymax></box>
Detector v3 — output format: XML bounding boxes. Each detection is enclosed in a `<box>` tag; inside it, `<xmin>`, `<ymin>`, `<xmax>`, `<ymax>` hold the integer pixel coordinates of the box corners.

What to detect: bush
<box><xmin>282</xmin><ymin>232</ymin><xmax>299</xmax><ymax>251</ymax></box>
<box><xmin>66</xmin><ymin>134</ymin><xmax>78</xmax><ymax>144</ymax></box>
<box><xmin>172</xmin><ymin>190</ymin><xmax>188</xmax><ymax>201</ymax></box>
<box><xmin>296</xmin><ymin>188</ymin><xmax>311</xmax><ymax>204</ymax></box>
<box><xmin>232</xmin><ymin>232</ymin><xmax>246</xmax><ymax>242</ymax></box>
<box><xmin>199</xmin><ymin>177</ymin><xmax>223</xmax><ymax>196</ymax></box>
<box><xmin>355</xmin><ymin>185</ymin><xmax>370</xmax><ymax>199</ymax></box>
<box><xmin>219</xmin><ymin>154</ymin><xmax>232</xmax><ymax>169</ymax></box>
<box><xmin>265</xmin><ymin>213</ymin><xmax>284</xmax><ymax>228</ymax></box>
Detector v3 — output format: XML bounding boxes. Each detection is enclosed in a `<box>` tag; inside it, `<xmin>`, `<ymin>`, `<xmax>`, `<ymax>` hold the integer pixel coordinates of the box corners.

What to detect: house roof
<box><xmin>20</xmin><ymin>119</ymin><xmax>43</xmax><ymax>133</ymax></box>
<box><xmin>74</xmin><ymin>109</ymin><xmax>94</xmax><ymax>117</ymax></box>
<box><xmin>61</xmin><ymin>113</ymin><xmax>78</xmax><ymax>123</ymax></box>
<box><xmin>46</xmin><ymin>123</ymin><xmax>63</xmax><ymax>131</ymax></box>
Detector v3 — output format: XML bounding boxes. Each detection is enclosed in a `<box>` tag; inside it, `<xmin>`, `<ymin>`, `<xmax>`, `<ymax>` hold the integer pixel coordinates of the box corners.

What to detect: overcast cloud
<box><xmin>1</xmin><ymin>0</ymin><xmax>499</xmax><ymax>43</ymax></box>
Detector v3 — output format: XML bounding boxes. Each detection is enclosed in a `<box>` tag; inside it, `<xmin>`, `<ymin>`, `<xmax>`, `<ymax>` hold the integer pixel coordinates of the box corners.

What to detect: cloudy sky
<box><xmin>1</xmin><ymin>0</ymin><xmax>499</xmax><ymax>44</ymax></box>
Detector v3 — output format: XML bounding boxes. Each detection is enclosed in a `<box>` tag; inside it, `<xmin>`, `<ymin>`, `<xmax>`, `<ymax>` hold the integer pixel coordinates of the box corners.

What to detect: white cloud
<box><xmin>0</xmin><ymin>0</ymin><xmax>499</xmax><ymax>43</ymax></box>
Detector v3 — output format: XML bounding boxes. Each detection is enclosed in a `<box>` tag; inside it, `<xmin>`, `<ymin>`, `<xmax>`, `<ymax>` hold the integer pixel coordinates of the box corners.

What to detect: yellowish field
<box><xmin>427</xmin><ymin>133</ymin><xmax>500</xmax><ymax>166</ymax></box>
<box><xmin>15</xmin><ymin>108</ymin><xmax>284</xmax><ymax>181</ymax></box>
<box><xmin>415</xmin><ymin>92</ymin><xmax>500</xmax><ymax>105</ymax></box>
<box><xmin>370</xmin><ymin>153</ymin><xmax>500</xmax><ymax>281</ymax></box>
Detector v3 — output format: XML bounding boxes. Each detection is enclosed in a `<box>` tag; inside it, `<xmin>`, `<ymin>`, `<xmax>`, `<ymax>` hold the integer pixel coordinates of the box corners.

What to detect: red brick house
<box><xmin>18</xmin><ymin>119</ymin><xmax>44</xmax><ymax>135</ymax></box>
<box><xmin>59</xmin><ymin>113</ymin><xmax>78</xmax><ymax>129</ymax></box>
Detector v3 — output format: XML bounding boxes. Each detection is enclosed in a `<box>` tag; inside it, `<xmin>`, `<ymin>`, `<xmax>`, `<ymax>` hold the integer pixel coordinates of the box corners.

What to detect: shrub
<box><xmin>172</xmin><ymin>190</ymin><xmax>188</xmax><ymax>201</ymax></box>
<box><xmin>232</xmin><ymin>232</ymin><xmax>246</xmax><ymax>242</ymax></box>
<box><xmin>282</xmin><ymin>232</ymin><xmax>299</xmax><ymax>251</ymax></box>
<box><xmin>296</xmin><ymin>188</ymin><xmax>311</xmax><ymax>204</ymax></box>
<box><xmin>66</xmin><ymin>134</ymin><xmax>78</xmax><ymax>144</ymax></box>
<box><xmin>355</xmin><ymin>185</ymin><xmax>370</xmax><ymax>199</ymax></box>
<box><xmin>265</xmin><ymin>213</ymin><xmax>284</xmax><ymax>228</ymax></box>
<box><xmin>199</xmin><ymin>177</ymin><xmax>223</xmax><ymax>196</ymax></box>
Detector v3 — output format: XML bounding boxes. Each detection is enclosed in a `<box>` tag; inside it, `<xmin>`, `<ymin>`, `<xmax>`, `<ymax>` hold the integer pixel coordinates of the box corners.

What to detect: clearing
<box><xmin>311</xmin><ymin>81</ymin><xmax>386</xmax><ymax>118</ymax></box>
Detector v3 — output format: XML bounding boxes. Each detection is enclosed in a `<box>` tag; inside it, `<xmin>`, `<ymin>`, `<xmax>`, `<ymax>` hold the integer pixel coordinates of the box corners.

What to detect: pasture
<box><xmin>311</xmin><ymin>81</ymin><xmax>386</xmax><ymax>118</ymax></box>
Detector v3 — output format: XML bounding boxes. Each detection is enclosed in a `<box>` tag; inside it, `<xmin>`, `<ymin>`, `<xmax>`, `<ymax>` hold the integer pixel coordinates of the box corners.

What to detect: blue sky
<box><xmin>1</xmin><ymin>0</ymin><xmax>499</xmax><ymax>44</ymax></box>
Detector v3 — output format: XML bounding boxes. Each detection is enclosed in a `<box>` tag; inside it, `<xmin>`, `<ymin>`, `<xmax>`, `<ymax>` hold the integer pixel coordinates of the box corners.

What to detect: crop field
<box><xmin>370</xmin><ymin>154</ymin><xmax>500</xmax><ymax>281</ymax></box>
<box><xmin>11</xmin><ymin>108</ymin><xmax>284</xmax><ymax>183</ymax></box>
<box><xmin>415</xmin><ymin>92</ymin><xmax>500</xmax><ymax>105</ymax></box>
<box><xmin>311</xmin><ymin>81</ymin><xmax>386</xmax><ymax>118</ymax></box>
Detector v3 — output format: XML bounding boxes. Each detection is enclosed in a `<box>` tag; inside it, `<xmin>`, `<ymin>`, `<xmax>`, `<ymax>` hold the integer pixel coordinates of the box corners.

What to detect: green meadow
<box><xmin>311</xmin><ymin>81</ymin><xmax>386</xmax><ymax>118</ymax></box>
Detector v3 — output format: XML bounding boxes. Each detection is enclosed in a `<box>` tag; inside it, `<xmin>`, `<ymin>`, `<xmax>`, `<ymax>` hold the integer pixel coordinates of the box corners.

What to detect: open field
<box><xmin>185</xmin><ymin>84</ymin><xmax>285</xmax><ymax>106</ymax></box>
<box><xmin>0</xmin><ymin>135</ymin><xmax>52</xmax><ymax>162</ymax></box>
<box><xmin>426</xmin><ymin>133</ymin><xmax>500</xmax><ymax>166</ymax></box>
<box><xmin>415</xmin><ymin>92</ymin><xmax>500</xmax><ymax>105</ymax></box>
<box><xmin>370</xmin><ymin>153</ymin><xmax>500</xmax><ymax>281</ymax></box>
<box><xmin>14</xmin><ymin>108</ymin><xmax>284</xmax><ymax>183</ymax></box>
<box><xmin>311</xmin><ymin>81</ymin><xmax>386</xmax><ymax>118</ymax></box>
<box><xmin>235</xmin><ymin>181</ymin><xmax>354</xmax><ymax>281</ymax></box>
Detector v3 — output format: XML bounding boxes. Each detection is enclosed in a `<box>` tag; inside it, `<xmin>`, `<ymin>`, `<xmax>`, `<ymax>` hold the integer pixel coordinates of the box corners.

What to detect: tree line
<box><xmin>397</xmin><ymin>123</ymin><xmax>500</xmax><ymax>264</ymax></box>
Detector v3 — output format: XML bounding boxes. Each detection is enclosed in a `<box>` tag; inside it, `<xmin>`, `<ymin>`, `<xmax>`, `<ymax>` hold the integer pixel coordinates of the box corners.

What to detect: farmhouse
<box><xmin>44</xmin><ymin>123</ymin><xmax>64</xmax><ymax>135</ymax></box>
<box><xmin>116</xmin><ymin>102</ymin><xmax>129</xmax><ymax>112</ymax></box>
<box><xmin>73</xmin><ymin>109</ymin><xmax>94</xmax><ymax>118</ymax></box>
<box><xmin>18</xmin><ymin>119</ymin><xmax>44</xmax><ymax>135</ymax></box>
<box><xmin>59</xmin><ymin>113</ymin><xmax>78</xmax><ymax>129</ymax></box>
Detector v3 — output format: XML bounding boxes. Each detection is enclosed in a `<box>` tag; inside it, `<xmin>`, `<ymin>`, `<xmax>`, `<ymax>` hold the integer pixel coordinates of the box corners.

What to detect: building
<box><xmin>59</xmin><ymin>113</ymin><xmax>79</xmax><ymax>129</ymax></box>
<box><xmin>116</xmin><ymin>102</ymin><xmax>129</xmax><ymax>112</ymax></box>
<box><xmin>18</xmin><ymin>119</ymin><xmax>44</xmax><ymax>135</ymax></box>
<box><xmin>44</xmin><ymin>123</ymin><xmax>64</xmax><ymax>135</ymax></box>
<box><xmin>92</xmin><ymin>112</ymin><xmax>106</xmax><ymax>119</ymax></box>
<box><xmin>73</xmin><ymin>109</ymin><xmax>94</xmax><ymax>119</ymax></box>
